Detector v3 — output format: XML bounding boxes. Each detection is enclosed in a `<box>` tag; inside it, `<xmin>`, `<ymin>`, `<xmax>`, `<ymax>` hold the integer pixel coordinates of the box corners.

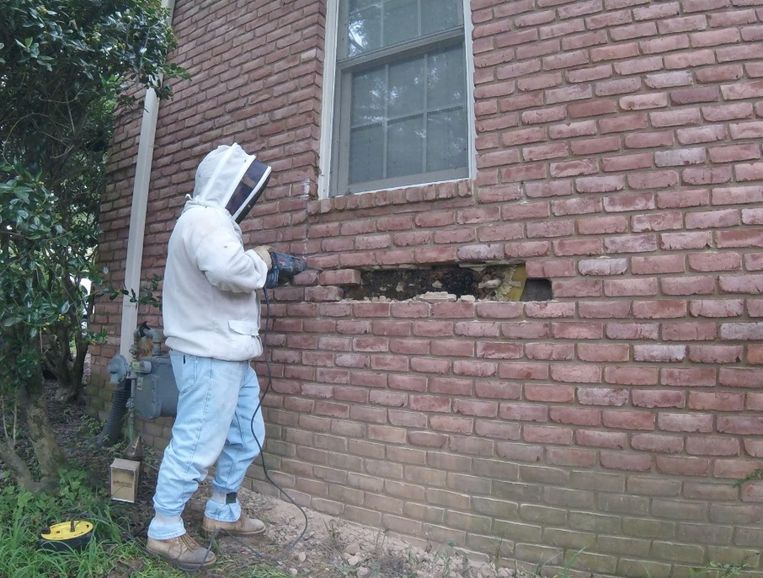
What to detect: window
<box><xmin>322</xmin><ymin>0</ymin><xmax>473</xmax><ymax>197</ymax></box>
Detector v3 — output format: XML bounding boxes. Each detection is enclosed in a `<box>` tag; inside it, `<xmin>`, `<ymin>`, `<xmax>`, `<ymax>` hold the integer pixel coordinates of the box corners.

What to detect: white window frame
<box><xmin>318</xmin><ymin>0</ymin><xmax>476</xmax><ymax>199</ymax></box>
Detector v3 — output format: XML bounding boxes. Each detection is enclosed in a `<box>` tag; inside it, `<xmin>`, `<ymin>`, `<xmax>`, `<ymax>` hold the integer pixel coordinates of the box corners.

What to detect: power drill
<box><xmin>265</xmin><ymin>251</ymin><xmax>307</xmax><ymax>288</ymax></box>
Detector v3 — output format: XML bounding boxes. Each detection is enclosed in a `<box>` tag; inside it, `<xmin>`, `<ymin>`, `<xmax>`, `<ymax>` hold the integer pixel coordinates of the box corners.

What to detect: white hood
<box><xmin>190</xmin><ymin>143</ymin><xmax>255</xmax><ymax>209</ymax></box>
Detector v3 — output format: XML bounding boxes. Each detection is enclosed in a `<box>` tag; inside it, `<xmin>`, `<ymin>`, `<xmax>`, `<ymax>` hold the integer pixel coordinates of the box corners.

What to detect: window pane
<box><xmin>349</xmin><ymin>0</ymin><xmax>377</xmax><ymax>9</ymax></box>
<box><xmin>351</xmin><ymin>68</ymin><xmax>386</xmax><ymax>125</ymax></box>
<box><xmin>382</xmin><ymin>0</ymin><xmax>419</xmax><ymax>48</ymax></box>
<box><xmin>345</xmin><ymin>0</ymin><xmax>462</xmax><ymax>57</ymax></box>
<box><xmin>427</xmin><ymin>108</ymin><xmax>467</xmax><ymax>172</ymax></box>
<box><xmin>428</xmin><ymin>44</ymin><xmax>466</xmax><ymax>110</ymax></box>
<box><xmin>347</xmin><ymin>4</ymin><xmax>381</xmax><ymax>57</ymax></box>
<box><xmin>388</xmin><ymin>116</ymin><xmax>424</xmax><ymax>178</ymax></box>
<box><xmin>350</xmin><ymin>124</ymin><xmax>384</xmax><ymax>183</ymax></box>
<box><xmin>421</xmin><ymin>0</ymin><xmax>462</xmax><ymax>35</ymax></box>
<box><xmin>388</xmin><ymin>57</ymin><xmax>424</xmax><ymax>118</ymax></box>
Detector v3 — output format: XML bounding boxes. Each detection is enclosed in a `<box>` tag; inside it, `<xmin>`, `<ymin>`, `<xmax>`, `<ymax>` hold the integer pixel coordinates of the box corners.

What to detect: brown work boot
<box><xmin>202</xmin><ymin>514</ymin><xmax>266</xmax><ymax>536</ymax></box>
<box><xmin>146</xmin><ymin>533</ymin><xmax>216</xmax><ymax>570</ymax></box>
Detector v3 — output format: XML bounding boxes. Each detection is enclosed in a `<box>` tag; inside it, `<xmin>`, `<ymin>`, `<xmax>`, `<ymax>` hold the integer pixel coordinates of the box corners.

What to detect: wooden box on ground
<box><xmin>110</xmin><ymin>458</ymin><xmax>141</xmax><ymax>503</ymax></box>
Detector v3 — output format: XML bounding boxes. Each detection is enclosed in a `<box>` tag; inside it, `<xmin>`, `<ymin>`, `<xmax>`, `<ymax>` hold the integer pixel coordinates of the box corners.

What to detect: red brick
<box><xmin>659</xmin><ymin>412</ymin><xmax>714</xmax><ymax>433</ymax></box>
<box><xmin>525</xmin><ymin>343</ymin><xmax>575</xmax><ymax>361</ymax></box>
<box><xmin>660</xmin><ymin>367</ymin><xmax>717</xmax><ymax>386</ymax></box>
<box><xmin>645</xmin><ymin>70</ymin><xmax>693</xmax><ymax>88</ymax></box>
<box><xmin>591</xmin><ymin>42</ymin><xmax>640</xmax><ymax>62</ymax></box>
<box><xmin>524</xmin><ymin>384</ymin><xmax>575</xmax><ymax>403</ymax></box>
<box><xmin>604</xmin><ymin>277</ymin><xmax>659</xmax><ymax>296</ymax></box>
<box><xmin>665</xmin><ymin>50</ymin><xmax>715</xmax><ymax>69</ymax></box>
<box><xmin>661</xmin><ymin>275</ymin><xmax>717</xmax><ymax>295</ymax></box>
<box><xmin>718</xmin><ymin>416</ymin><xmax>763</xmax><ymax>435</ymax></box>
<box><xmin>500</xmin><ymin>402</ymin><xmax>548</xmax><ymax>422</ymax></box>
<box><xmin>632</xmin><ymin>255</ymin><xmax>685</xmax><ymax>275</ymax></box>
<box><xmin>720</xmin><ymin>367</ymin><xmax>763</xmax><ymax>388</ymax></box>
<box><xmin>627</xmin><ymin>170</ymin><xmax>679</xmax><ymax>191</ymax></box>
<box><xmin>632</xmin><ymin>390</ymin><xmax>685</xmax><ymax>409</ymax></box>
<box><xmin>599</xmin><ymin>112</ymin><xmax>650</xmax><ymax>133</ymax></box>
<box><xmin>604</xmin><ymin>366</ymin><xmax>659</xmax><ymax>386</ymax></box>
<box><xmin>660</xmin><ymin>232</ymin><xmax>713</xmax><ymax>250</ymax></box>
<box><xmin>640</xmin><ymin>32</ymin><xmax>689</xmax><ymax>54</ymax></box>
<box><xmin>688</xmin><ymin>392</ymin><xmax>745</xmax><ymax>411</ymax></box>
<box><xmin>602</xmin><ymin>410</ymin><xmax>656</xmax><ymax>431</ymax></box>
<box><xmin>578</xmin><ymin>343</ymin><xmax>630</xmax><ymax>362</ymax></box>
<box><xmin>606</xmin><ymin>322</ymin><xmax>659</xmax><ymax>340</ymax></box>
<box><xmin>576</xmin><ymin>175</ymin><xmax>626</xmax><ymax>193</ymax></box>
<box><xmin>579</xmin><ymin>300</ymin><xmax>632</xmax><ymax>318</ymax></box>
<box><xmin>683</xmin><ymin>166</ymin><xmax>732</xmax><ymax>185</ymax></box>
<box><xmin>569</xmin><ymin>100</ymin><xmax>620</xmax><ymax>119</ymax></box>
<box><xmin>702</xmin><ymin>102</ymin><xmax>754</xmax><ymax>122</ymax></box>
<box><xmin>633</xmin><ymin>435</ymin><xmax>685</xmax><ymax>455</ymax></box>
<box><xmin>657</xmin><ymin>189</ymin><xmax>710</xmax><ymax>209</ymax></box>
<box><xmin>601</xmin><ymin>152</ymin><xmax>653</xmax><ymax>172</ymax></box>
<box><xmin>655</xmin><ymin>456</ymin><xmax>710</xmax><ymax>476</ymax></box>
<box><xmin>601</xmin><ymin>451</ymin><xmax>653</xmax><ymax>472</ymax></box>
<box><xmin>576</xmin><ymin>429</ymin><xmax>627</xmax><ymax>449</ymax></box>
<box><xmin>625</xmin><ymin>131</ymin><xmax>674</xmax><ymax>149</ymax></box>
<box><xmin>523</xmin><ymin>425</ymin><xmax>573</xmax><ymax>445</ymax></box>
<box><xmin>690</xmin><ymin>299</ymin><xmax>745</xmax><ymax>318</ymax></box>
<box><xmin>687</xmin><ymin>436</ymin><xmax>740</xmax><ymax>457</ymax></box>
<box><xmin>550</xmin><ymin>363</ymin><xmax>602</xmax><ymax>383</ymax></box>
<box><xmin>676</xmin><ymin>125</ymin><xmax>726</xmax><ymax>145</ymax></box>
<box><xmin>633</xmin><ymin>345</ymin><xmax>686</xmax><ymax>362</ymax></box>
<box><xmin>475</xmin><ymin>380</ymin><xmax>522</xmax><ymax>400</ymax></box>
<box><xmin>577</xmin><ymin>387</ymin><xmax>629</xmax><ymax>406</ymax></box>
<box><xmin>697</xmin><ymin>64</ymin><xmax>745</xmax><ymax>83</ymax></box>
<box><xmin>650</xmin><ymin>108</ymin><xmax>702</xmax><ymax>127</ymax></box>
<box><xmin>723</xmin><ymin>80</ymin><xmax>763</xmax><ymax>100</ymax></box>
<box><xmin>688</xmin><ymin>345</ymin><xmax>743</xmax><ymax>364</ymax></box>
<box><xmin>720</xmin><ymin>274</ymin><xmax>763</xmax><ymax>294</ymax></box>
<box><xmin>633</xmin><ymin>212</ymin><xmax>684</xmax><ymax>232</ymax></box>
<box><xmin>654</xmin><ymin>147</ymin><xmax>707</xmax><ymax>167</ymax></box>
<box><xmin>499</xmin><ymin>362</ymin><xmax>550</xmax><ymax>381</ymax></box>
<box><xmin>550</xmin><ymin>159</ymin><xmax>598</xmax><ymax>177</ymax></box>
<box><xmin>578</xmin><ymin>215</ymin><xmax>629</xmax><ymax>234</ymax></box>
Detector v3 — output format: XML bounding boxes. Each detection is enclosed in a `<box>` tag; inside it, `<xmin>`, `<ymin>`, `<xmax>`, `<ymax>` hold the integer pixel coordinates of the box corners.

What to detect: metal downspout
<box><xmin>119</xmin><ymin>0</ymin><xmax>177</xmax><ymax>358</ymax></box>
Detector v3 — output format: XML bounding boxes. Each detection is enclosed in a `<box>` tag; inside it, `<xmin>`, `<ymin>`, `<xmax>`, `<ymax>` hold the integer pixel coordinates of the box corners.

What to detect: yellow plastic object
<box><xmin>40</xmin><ymin>520</ymin><xmax>94</xmax><ymax>551</ymax></box>
<box><xmin>495</xmin><ymin>264</ymin><xmax>528</xmax><ymax>301</ymax></box>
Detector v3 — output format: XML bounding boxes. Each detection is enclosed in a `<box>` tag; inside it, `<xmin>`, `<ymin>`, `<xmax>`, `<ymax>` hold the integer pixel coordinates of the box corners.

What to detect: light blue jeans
<box><xmin>147</xmin><ymin>351</ymin><xmax>266</xmax><ymax>540</ymax></box>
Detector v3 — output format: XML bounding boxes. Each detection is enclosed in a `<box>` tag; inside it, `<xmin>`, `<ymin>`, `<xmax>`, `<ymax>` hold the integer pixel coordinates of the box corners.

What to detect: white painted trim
<box><xmin>318</xmin><ymin>0</ymin><xmax>340</xmax><ymax>199</ymax></box>
<box><xmin>463</xmin><ymin>0</ymin><xmax>477</xmax><ymax>181</ymax></box>
<box><xmin>119</xmin><ymin>0</ymin><xmax>176</xmax><ymax>358</ymax></box>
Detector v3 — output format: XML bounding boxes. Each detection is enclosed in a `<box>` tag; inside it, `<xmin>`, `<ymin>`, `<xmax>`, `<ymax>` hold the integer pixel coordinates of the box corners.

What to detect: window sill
<box><xmin>308</xmin><ymin>179</ymin><xmax>474</xmax><ymax>216</ymax></box>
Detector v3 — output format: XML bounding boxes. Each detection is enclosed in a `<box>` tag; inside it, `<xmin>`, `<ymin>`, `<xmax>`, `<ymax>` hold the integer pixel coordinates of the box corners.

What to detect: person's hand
<box><xmin>253</xmin><ymin>245</ymin><xmax>272</xmax><ymax>270</ymax></box>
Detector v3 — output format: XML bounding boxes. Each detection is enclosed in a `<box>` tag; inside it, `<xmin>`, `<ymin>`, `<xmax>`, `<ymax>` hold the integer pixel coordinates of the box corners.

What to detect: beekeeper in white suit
<box><xmin>146</xmin><ymin>143</ymin><xmax>273</xmax><ymax>570</ymax></box>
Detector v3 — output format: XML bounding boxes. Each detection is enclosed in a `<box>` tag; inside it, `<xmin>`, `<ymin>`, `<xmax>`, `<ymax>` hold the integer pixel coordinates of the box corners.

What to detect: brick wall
<box><xmin>90</xmin><ymin>0</ymin><xmax>763</xmax><ymax>575</ymax></box>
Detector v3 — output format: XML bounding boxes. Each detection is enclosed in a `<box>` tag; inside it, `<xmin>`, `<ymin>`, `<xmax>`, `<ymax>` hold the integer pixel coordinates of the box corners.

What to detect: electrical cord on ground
<box><xmin>247</xmin><ymin>287</ymin><xmax>309</xmax><ymax>543</ymax></box>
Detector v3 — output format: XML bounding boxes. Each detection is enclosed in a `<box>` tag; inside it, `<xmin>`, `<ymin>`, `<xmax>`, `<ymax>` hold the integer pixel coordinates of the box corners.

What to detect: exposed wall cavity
<box><xmin>344</xmin><ymin>264</ymin><xmax>551</xmax><ymax>301</ymax></box>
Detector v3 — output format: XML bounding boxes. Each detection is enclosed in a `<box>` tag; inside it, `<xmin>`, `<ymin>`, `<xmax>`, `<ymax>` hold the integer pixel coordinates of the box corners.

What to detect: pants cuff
<box><xmin>204</xmin><ymin>498</ymin><xmax>241</xmax><ymax>523</ymax></box>
<box><xmin>147</xmin><ymin>515</ymin><xmax>186</xmax><ymax>540</ymax></box>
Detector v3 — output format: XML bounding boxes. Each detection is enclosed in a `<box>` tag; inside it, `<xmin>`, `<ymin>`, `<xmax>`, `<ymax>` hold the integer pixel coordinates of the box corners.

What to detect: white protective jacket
<box><xmin>162</xmin><ymin>144</ymin><xmax>270</xmax><ymax>361</ymax></box>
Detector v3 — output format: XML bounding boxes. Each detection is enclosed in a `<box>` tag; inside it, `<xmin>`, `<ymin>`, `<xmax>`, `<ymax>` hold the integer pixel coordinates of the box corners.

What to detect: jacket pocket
<box><xmin>228</xmin><ymin>320</ymin><xmax>259</xmax><ymax>336</ymax></box>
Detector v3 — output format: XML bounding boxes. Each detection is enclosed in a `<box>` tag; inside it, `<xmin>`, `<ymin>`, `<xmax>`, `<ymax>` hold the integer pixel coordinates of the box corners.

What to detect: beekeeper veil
<box><xmin>192</xmin><ymin>143</ymin><xmax>271</xmax><ymax>223</ymax></box>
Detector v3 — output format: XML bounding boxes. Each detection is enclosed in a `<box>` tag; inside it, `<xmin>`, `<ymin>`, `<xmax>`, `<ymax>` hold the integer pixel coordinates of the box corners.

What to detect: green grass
<box><xmin>0</xmin><ymin>468</ymin><xmax>184</xmax><ymax>578</ymax></box>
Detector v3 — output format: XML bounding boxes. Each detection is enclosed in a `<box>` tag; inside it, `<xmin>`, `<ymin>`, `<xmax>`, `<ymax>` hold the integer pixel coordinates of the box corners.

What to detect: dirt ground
<box><xmin>50</xmin><ymin>385</ymin><xmax>511</xmax><ymax>578</ymax></box>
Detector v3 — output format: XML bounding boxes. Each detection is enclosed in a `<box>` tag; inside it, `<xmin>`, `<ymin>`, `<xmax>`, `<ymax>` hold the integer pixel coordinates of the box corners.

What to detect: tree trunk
<box><xmin>0</xmin><ymin>441</ymin><xmax>40</xmax><ymax>492</ymax></box>
<box><xmin>21</xmin><ymin>369</ymin><xmax>66</xmax><ymax>491</ymax></box>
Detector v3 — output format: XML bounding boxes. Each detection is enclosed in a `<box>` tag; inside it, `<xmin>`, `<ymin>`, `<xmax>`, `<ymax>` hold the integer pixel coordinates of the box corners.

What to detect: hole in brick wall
<box><xmin>344</xmin><ymin>264</ymin><xmax>552</xmax><ymax>301</ymax></box>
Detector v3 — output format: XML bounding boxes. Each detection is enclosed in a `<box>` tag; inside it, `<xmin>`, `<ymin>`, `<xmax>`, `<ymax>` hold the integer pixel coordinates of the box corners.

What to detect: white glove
<box><xmin>253</xmin><ymin>245</ymin><xmax>272</xmax><ymax>270</ymax></box>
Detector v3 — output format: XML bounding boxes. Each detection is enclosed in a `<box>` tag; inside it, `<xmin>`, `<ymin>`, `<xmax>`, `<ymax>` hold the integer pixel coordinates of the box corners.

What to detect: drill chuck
<box><xmin>265</xmin><ymin>252</ymin><xmax>307</xmax><ymax>288</ymax></box>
